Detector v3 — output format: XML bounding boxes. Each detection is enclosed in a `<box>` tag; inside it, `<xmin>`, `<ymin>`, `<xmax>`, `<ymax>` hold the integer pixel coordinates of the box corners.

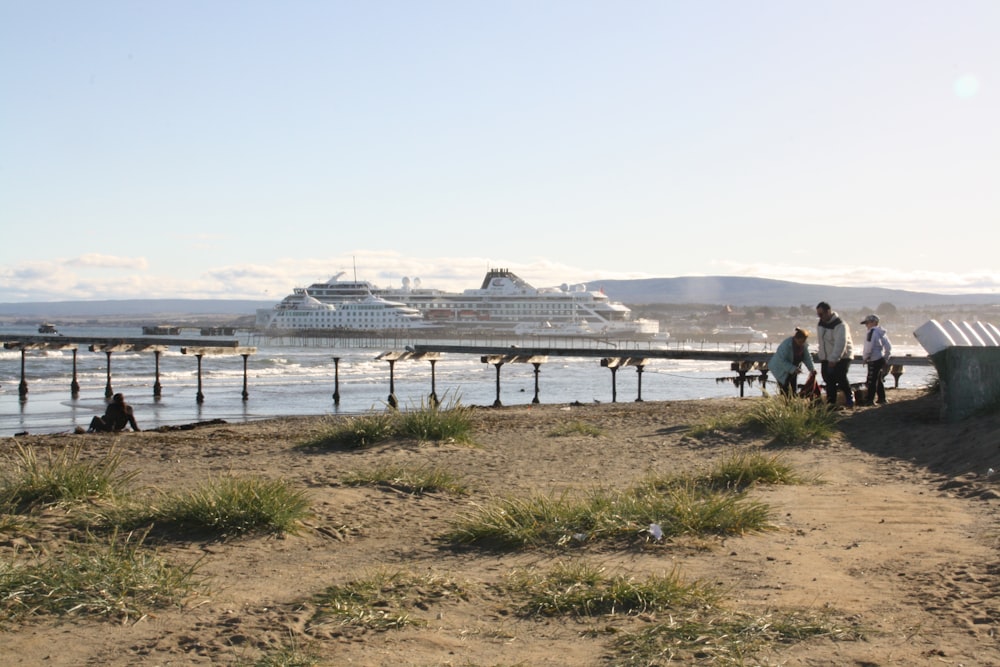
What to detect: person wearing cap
<box><xmin>861</xmin><ymin>314</ymin><xmax>892</xmax><ymax>405</ymax></box>
<box><xmin>815</xmin><ymin>301</ymin><xmax>854</xmax><ymax>407</ymax></box>
<box><xmin>768</xmin><ymin>327</ymin><xmax>816</xmax><ymax>397</ymax></box>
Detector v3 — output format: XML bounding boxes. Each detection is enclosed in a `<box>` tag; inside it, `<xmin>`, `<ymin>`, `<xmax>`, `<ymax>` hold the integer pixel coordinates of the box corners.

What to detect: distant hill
<box><xmin>0</xmin><ymin>299</ymin><xmax>273</xmax><ymax>318</ymax></box>
<box><xmin>588</xmin><ymin>276</ymin><xmax>1000</xmax><ymax>309</ymax></box>
<box><xmin>1</xmin><ymin>277</ymin><xmax>998</xmax><ymax>318</ymax></box>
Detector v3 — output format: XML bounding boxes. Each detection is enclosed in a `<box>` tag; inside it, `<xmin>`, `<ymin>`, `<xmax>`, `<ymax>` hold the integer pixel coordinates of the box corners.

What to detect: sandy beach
<box><xmin>3</xmin><ymin>388</ymin><xmax>1000</xmax><ymax>666</ymax></box>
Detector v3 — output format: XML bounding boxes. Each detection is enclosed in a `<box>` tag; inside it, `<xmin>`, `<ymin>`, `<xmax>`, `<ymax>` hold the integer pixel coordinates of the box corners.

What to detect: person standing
<box><xmin>860</xmin><ymin>314</ymin><xmax>892</xmax><ymax>405</ymax></box>
<box><xmin>815</xmin><ymin>301</ymin><xmax>854</xmax><ymax>407</ymax></box>
<box><xmin>768</xmin><ymin>327</ymin><xmax>816</xmax><ymax>397</ymax></box>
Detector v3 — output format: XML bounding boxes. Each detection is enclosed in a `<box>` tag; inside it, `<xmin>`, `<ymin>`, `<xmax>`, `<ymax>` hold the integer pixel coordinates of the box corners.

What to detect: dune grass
<box><xmin>0</xmin><ymin>529</ymin><xmax>200</xmax><ymax>623</ymax></box>
<box><xmin>309</xmin><ymin>568</ymin><xmax>465</xmax><ymax>631</ymax></box>
<box><xmin>300</xmin><ymin>396</ymin><xmax>474</xmax><ymax>449</ymax></box>
<box><xmin>609</xmin><ymin>607</ymin><xmax>861</xmax><ymax>666</ymax></box>
<box><xmin>688</xmin><ymin>396</ymin><xmax>839</xmax><ymax>446</ymax></box>
<box><xmin>444</xmin><ymin>481</ymin><xmax>772</xmax><ymax>550</ymax></box>
<box><xmin>146</xmin><ymin>475</ymin><xmax>312</xmax><ymax>537</ymax></box>
<box><xmin>0</xmin><ymin>443</ymin><xmax>138</xmax><ymax>510</ymax></box>
<box><xmin>342</xmin><ymin>463</ymin><xmax>469</xmax><ymax>495</ymax></box>
<box><xmin>547</xmin><ymin>420</ymin><xmax>605</xmax><ymax>437</ymax></box>
<box><xmin>701</xmin><ymin>450</ymin><xmax>802</xmax><ymax>490</ymax></box>
<box><xmin>508</xmin><ymin>561</ymin><xmax>718</xmax><ymax>617</ymax></box>
<box><xmin>747</xmin><ymin>395</ymin><xmax>840</xmax><ymax>445</ymax></box>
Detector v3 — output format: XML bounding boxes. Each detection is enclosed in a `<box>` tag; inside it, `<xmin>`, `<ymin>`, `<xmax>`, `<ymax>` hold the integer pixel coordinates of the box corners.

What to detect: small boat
<box><xmin>710</xmin><ymin>326</ymin><xmax>768</xmax><ymax>341</ymax></box>
<box><xmin>200</xmin><ymin>326</ymin><xmax>236</xmax><ymax>336</ymax></box>
<box><xmin>142</xmin><ymin>325</ymin><xmax>181</xmax><ymax>335</ymax></box>
<box><xmin>38</xmin><ymin>322</ymin><xmax>57</xmax><ymax>334</ymax></box>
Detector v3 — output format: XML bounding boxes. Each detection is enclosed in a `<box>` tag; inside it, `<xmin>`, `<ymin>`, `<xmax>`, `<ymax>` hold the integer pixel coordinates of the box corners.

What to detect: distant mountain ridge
<box><xmin>0</xmin><ymin>277</ymin><xmax>998</xmax><ymax>318</ymax></box>
<box><xmin>588</xmin><ymin>276</ymin><xmax>1000</xmax><ymax>309</ymax></box>
<box><xmin>0</xmin><ymin>299</ymin><xmax>273</xmax><ymax>318</ymax></box>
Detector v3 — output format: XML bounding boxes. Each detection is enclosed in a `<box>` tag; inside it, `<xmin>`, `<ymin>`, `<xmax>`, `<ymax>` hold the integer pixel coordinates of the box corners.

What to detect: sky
<box><xmin>1</xmin><ymin>1</ymin><xmax>998</xmax><ymax>303</ymax></box>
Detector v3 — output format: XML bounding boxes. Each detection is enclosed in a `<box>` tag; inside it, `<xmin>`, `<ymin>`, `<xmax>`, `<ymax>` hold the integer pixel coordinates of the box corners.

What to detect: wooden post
<box><xmin>241</xmin><ymin>353</ymin><xmax>250</xmax><ymax>400</ymax></box>
<box><xmin>18</xmin><ymin>348</ymin><xmax>27</xmax><ymax>399</ymax></box>
<box><xmin>610</xmin><ymin>366</ymin><xmax>618</xmax><ymax>403</ymax></box>
<box><xmin>635</xmin><ymin>365</ymin><xmax>644</xmax><ymax>402</ymax></box>
<box><xmin>71</xmin><ymin>348</ymin><xmax>80</xmax><ymax>398</ymax></box>
<box><xmin>195</xmin><ymin>353</ymin><xmax>205</xmax><ymax>404</ymax></box>
<box><xmin>153</xmin><ymin>350</ymin><xmax>162</xmax><ymax>398</ymax></box>
<box><xmin>731</xmin><ymin>360</ymin><xmax>752</xmax><ymax>398</ymax></box>
<box><xmin>332</xmin><ymin>356</ymin><xmax>341</xmax><ymax>405</ymax></box>
<box><xmin>387</xmin><ymin>359</ymin><xmax>398</xmax><ymax>409</ymax></box>
<box><xmin>104</xmin><ymin>350</ymin><xmax>114</xmax><ymax>398</ymax></box>
<box><xmin>429</xmin><ymin>358</ymin><xmax>438</xmax><ymax>406</ymax></box>
<box><xmin>492</xmin><ymin>360</ymin><xmax>504</xmax><ymax>407</ymax></box>
<box><xmin>532</xmin><ymin>361</ymin><xmax>542</xmax><ymax>404</ymax></box>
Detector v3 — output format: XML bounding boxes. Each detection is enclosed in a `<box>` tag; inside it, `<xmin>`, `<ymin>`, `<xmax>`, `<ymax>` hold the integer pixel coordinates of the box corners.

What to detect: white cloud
<box><xmin>2</xmin><ymin>254</ymin><xmax>999</xmax><ymax>303</ymax></box>
<box><xmin>65</xmin><ymin>254</ymin><xmax>149</xmax><ymax>270</ymax></box>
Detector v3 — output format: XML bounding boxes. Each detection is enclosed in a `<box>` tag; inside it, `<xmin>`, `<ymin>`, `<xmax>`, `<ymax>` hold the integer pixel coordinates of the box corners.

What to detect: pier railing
<box><xmin>1</xmin><ymin>334</ymin><xmax>255</xmax><ymax>403</ymax></box>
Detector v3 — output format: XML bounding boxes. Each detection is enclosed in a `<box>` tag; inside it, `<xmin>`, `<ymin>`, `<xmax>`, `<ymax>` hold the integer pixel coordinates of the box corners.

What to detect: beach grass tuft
<box><xmin>702</xmin><ymin>450</ymin><xmax>802</xmax><ymax>490</ymax></box>
<box><xmin>547</xmin><ymin>420</ymin><xmax>605</xmax><ymax>437</ymax></box>
<box><xmin>300</xmin><ymin>395</ymin><xmax>474</xmax><ymax>449</ymax></box>
<box><xmin>0</xmin><ymin>529</ymin><xmax>200</xmax><ymax>623</ymax></box>
<box><xmin>609</xmin><ymin>607</ymin><xmax>862</xmax><ymax>666</ymax></box>
<box><xmin>444</xmin><ymin>481</ymin><xmax>772</xmax><ymax>550</ymax></box>
<box><xmin>508</xmin><ymin>561</ymin><xmax>717</xmax><ymax>617</ymax></box>
<box><xmin>747</xmin><ymin>395</ymin><xmax>839</xmax><ymax>445</ymax></box>
<box><xmin>310</xmin><ymin>568</ymin><xmax>464</xmax><ymax>631</ymax></box>
<box><xmin>685</xmin><ymin>410</ymin><xmax>747</xmax><ymax>438</ymax></box>
<box><xmin>0</xmin><ymin>443</ymin><xmax>138</xmax><ymax>511</ymax></box>
<box><xmin>151</xmin><ymin>475</ymin><xmax>311</xmax><ymax>537</ymax></box>
<box><xmin>233</xmin><ymin>639</ymin><xmax>320</xmax><ymax>667</ymax></box>
<box><xmin>395</xmin><ymin>395</ymin><xmax>474</xmax><ymax>443</ymax></box>
<box><xmin>342</xmin><ymin>463</ymin><xmax>468</xmax><ymax>495</ymax></box>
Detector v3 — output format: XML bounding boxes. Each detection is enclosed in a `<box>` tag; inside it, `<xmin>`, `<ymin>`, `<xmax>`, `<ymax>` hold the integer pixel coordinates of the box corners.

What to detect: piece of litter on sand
<box><xmin>648</xmin><ymin>523</ymin><xmax>663</xmax><ymax>540</ymax></box>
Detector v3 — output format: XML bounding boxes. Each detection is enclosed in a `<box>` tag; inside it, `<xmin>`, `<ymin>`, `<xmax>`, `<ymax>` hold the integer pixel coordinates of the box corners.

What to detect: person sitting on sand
<box><xmin>88</xmin><ymin>393</ymin><xmax>141</xmax><ymax>432</ymax></box>
<box><xmin>768</xmin><ymin>327</ymin><xmax>816</xmax><ymax>397</ymax></box>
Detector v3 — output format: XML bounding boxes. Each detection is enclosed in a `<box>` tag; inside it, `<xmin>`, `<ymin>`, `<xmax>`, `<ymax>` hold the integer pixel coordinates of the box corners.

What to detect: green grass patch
<box><xmin>508</xmin><ymin>561</ymin><xmax>717</xmax><ymax>617</ymax></box>
<box><xmin>0</xmin><ymin>443</ymin><xmax>138</xmax><ymax>511</ymax></box>
<box><xmin>0</xmin><ymin>529</ymin><xmax>200</xmax><ymax>623</ymax></box>
<box><xmin>302</xmin><ymin>411</ymin><xmax>398</xmax><ymax>449</ymax></box>
<box><xmin>149</xmin><ymin>475</ymin><xmax>311</xmax><ymax>537</ymax></box>
<box><xmin>747</xmin><ymin>395</ymin><xmax>839</xmax><ymax>445</ymax></box>
<box><xmin>310</xmin><ymin>568</ymin><xmax>465</xmax><ymax>631</ymax></box>
<box><xmin>300</xmin><ymin>395</ymin><xmax>474</xmax><ymax>449</ymax></box>
<box><xmin>396</xmin><ymin>395</ymin><xmax>474</xmax><ymax>443</ymax></box>
<box><xmin>547</xmin><ymin>420</ymin><xmax>605</xmax><ymax>437</ymax></box>
<box><xmin>342</xmin><ymin>462</ymin><xmax>468</xmax><ymax>495</ymax></box>
<box><xmin>609</xmin><ymin>607</ymin><xmax>863</xmax><ymax>666</ymax></box>
<box><xmin>443</xmin><ymin>482</ymin><xmax>772</xmax><ymax>550</ymax></box>
<box><xmin>687</xmin><ymin>397</ymin><xmax>840</xmax><ymax>446</ymax></box>
<box><xmin>685</xmin><ymin>410</ymin><xmax>747</xmax><ymax>439</ymax></box>
<box><xmin>701</xmin><ymin>450</ymin><xmax>802</xmax><ymax>490</ymax></box>
<box><xmin>233</xmin><ymin>639</ymin><xmax>320</xmax><ymax>667</ymax></box>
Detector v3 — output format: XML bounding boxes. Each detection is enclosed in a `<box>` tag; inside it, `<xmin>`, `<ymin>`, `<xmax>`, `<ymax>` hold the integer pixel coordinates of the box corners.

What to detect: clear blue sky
<box><xmin>2</xmin><ymin>1</ymin><xmax>997</xmax><ymax>302</ymax></box>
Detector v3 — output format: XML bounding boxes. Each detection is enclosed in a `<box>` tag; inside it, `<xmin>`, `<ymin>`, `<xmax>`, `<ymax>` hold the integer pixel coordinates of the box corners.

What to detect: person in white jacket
<box><xmin>860</xmin><ymin>314</ymin><xmax>892</xmax><ymax>405</ymax></box>
<box><xmin>816</xmin><ymin>301</ymin><xmax>854</xmax><ymax>407</ymax></box>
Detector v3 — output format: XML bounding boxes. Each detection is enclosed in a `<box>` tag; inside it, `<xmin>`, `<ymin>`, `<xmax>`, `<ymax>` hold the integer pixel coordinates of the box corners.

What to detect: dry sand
<box><xmin>3</xmin><ymin>389</ymin><xmax>1000</xmax><ymax>666</ymax></box>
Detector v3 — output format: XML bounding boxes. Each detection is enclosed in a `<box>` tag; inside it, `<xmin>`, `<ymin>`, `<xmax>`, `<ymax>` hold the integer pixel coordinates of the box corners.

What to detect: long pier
<box><xmin>3</xmin><ymin>333</ymin><xmax>931</xmax><ymax>411</ymax></box>
<box><xmin>1</xmin><ymin>334</ymin><xmax>255</xmax><ymax>403</ymax></box>
<box><xmin>391</xmin><ymin>344</ymin><xmax>931</xmax><ymax>406</ymax></box>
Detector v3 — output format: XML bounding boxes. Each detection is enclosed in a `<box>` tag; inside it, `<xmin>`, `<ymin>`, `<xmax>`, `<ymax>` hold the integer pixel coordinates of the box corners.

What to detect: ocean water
<box><xmin>0</xmin><ymin>324</ymin><xmax>934</xmax><ymax>436</ymax></box>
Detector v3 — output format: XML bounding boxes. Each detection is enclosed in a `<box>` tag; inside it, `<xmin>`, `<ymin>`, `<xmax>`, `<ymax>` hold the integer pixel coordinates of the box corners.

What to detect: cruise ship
<box><xmin>256</xmin><ymin>268</ymin><xmax>661</xmax><ymax>337</ymax></box>
<box><xmin>255</xmin><ymin>292</ymin><xmax>434</xmax><ymax>331</ymax></box>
